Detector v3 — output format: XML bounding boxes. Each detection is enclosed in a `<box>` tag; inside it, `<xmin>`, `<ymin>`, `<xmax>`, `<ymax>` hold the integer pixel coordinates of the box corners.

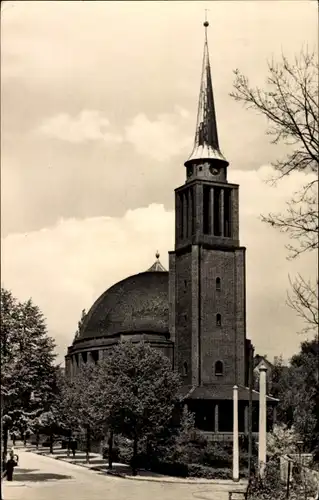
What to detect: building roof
<box><xmin>75</xmin><ymin>269</ymin><xmax>169</xmax><ymax>342</ymax></box>
<box><xmin>179</xmin><ymin>384</ymin><xmax>279</xmax><ymax>403</ymax></box>
<box><xmin>147</xmin><ymin>252</ymin><xmax>166</xmax><ymax>272</ymax></box>
<box><xmin>254</xmin><ymin>355</ymin><xmax>274</xmax><ymax>370</ymax></box>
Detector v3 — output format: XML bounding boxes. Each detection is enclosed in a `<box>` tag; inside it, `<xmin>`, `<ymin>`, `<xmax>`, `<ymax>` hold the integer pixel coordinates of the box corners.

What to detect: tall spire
<box><xmin>186</xmin><ymin>17</ymin><xmax>228</xmax><ymax>167</ymax></box>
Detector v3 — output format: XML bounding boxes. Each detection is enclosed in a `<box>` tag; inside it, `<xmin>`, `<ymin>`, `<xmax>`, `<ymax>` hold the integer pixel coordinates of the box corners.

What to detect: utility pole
<box><xmin>0</xmin><ymin>391</ymin><xmax>3</xmax><ymax>500</ymax></box>
<box><xmin>233</xmin><ymin>385</ymin><xmax>239</xmax><ymax>482</ymax></box>
<box><xmin>248</xmin><ymin>344</ymin><xmax>254</xmax><ymax>479</ymax></box>
<box><xmin>258</xmin><ymin>362</ymin><xmax>268</xmax><ymax>478</ymax></box>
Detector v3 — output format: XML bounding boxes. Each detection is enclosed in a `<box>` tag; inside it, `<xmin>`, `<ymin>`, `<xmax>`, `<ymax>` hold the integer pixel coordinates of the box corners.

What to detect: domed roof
<box><xmin>77</xmin><ymin>260</ymin><xmax>169</xmax><ymax>342</ymax></box>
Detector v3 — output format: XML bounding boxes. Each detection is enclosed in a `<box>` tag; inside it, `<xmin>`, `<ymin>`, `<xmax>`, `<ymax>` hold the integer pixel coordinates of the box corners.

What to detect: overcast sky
<box><xmin>1</xmin><ymin>0</ymin><xmax>317</xmax><ymax>364</ymax></box>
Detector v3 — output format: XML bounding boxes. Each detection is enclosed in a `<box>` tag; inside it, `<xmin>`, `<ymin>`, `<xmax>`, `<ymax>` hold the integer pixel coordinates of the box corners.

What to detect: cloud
<box><xmin>36</xmin><ymin>107</ymin><xmax>192</xmax><ymax>162</ymax></box>
<box><xmin>125</xmin><ymin>107</ymin><xmax>191</xmax><ymax>162</ymax></box>
<box><xmin>36</xmin><ymin>110</ymin><xmax>123</xmax><ymax>144</ymax></box>
<box><xmin>1</xmin><ymin>166</ymin><xmax>316</xmax><ymax>364</ymax></box>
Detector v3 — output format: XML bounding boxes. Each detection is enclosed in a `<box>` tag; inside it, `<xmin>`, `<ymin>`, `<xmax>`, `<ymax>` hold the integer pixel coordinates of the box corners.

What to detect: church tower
<box><xmin>169</xmin><ymin>21</ymin><xmax>247</xmax><ymax>390</ymax></box>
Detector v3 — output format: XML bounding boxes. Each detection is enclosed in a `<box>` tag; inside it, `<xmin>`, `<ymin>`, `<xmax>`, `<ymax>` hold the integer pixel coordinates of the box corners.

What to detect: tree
<box><xmin>273</xmin><ymin>338</ymin><xmax>319</xmax><ymax>451</ymax></box>
<box><xmin>32</xmin><ymin>366</ymin><xmax>69</xmax><ymax>453</ymax></box>
<box><xmin>61</xmin><ymin>362</ymin><xmax>103</xmax><ymax>463</ymax></box>
<box><xmin>1</xmin><ymin>288</ymin><xmax>56</xmax><ymax>458</ymax></box>
<box><xmin>287</xmin><ymin>274</ymin><xmax>318</xmax><ymax>334</ymax></box>
<box><xmin>96</xmin><ymin>342</ymin><xmax>181</xmax><ymax>475</ymax></box>
<box><xmin>230</xmin><ymin>49</ymin><xmax>318</xmax><ymax>334</ymax></box>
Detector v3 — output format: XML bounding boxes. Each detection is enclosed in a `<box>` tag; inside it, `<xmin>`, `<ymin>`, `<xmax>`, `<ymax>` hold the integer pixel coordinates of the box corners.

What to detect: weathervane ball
<box><xmin>203</xmin><ymin>21</ymin><xmax>209</xmax><ymax>27</ymax></box>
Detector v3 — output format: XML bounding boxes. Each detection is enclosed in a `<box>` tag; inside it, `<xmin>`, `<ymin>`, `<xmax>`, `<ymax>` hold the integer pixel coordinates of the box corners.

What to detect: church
<box><xmin>65</xmin><ymin>21</ymin><xmax>277</xmax><ymax>435</ymax></box>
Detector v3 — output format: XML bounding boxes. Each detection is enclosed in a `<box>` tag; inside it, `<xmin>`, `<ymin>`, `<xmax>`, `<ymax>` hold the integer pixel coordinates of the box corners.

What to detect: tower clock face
<box><xmin>210</xmin><ymin>166</ymin><xmax>219</xmax><ymax>176</ymax></box>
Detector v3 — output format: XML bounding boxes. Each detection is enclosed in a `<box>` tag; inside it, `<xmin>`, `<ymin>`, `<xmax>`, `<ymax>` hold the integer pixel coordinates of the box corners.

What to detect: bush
<box><xmin>202</xmin><ymin>443</ymin><xmax>232</xmax><ymax>468</ymax></box>
<box><xmin>247</xmin><ymin>459</ymin><xmax>286</xmax><ymax>500</ymax></box>
<box><xmin>188</xmin><ymin>463</ymin><xmax>232</xmax><ymax>479</ymax></box>
<box><xmin>150</xmin><ymin>461</ymin><xmax>189</xmax><ymax>478</ymax></box>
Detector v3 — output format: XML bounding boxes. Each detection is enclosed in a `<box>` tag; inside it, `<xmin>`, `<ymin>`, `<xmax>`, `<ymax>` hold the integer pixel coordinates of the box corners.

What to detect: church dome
<box><xmin>76</xmin><ymin>265</ymin><xmax>169</xmax><ymax>342</ymax></box>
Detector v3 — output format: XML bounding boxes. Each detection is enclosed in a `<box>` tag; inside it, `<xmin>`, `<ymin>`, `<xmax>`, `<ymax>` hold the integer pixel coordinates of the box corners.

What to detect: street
<box><xmin>2</xmin><ymin>450</ymin><xmax>246</xmax><ymax>500</ymax></box>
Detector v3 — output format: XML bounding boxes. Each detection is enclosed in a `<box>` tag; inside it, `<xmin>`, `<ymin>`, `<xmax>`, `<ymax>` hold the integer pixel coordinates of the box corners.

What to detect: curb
<box><xmin>26</xmin><ymin>449</ymin><xmax>248</xmax><ymax>487</ymax></box>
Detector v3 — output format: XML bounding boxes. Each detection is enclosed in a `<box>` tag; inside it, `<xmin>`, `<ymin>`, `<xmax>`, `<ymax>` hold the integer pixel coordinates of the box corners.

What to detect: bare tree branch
<box><xmin>287</xmin><ymin>275</ymin><xmax>319</xmax><ymax>334</ymax></box>
<box><xmin>230</xmin><ymin>48</ymin><xmax>318</xmax><ymax>334</ymax></box>
<box><xmin>230</xmin><ymin>49</ymin><xmax>319</xmax><ymax>178</ymax></box>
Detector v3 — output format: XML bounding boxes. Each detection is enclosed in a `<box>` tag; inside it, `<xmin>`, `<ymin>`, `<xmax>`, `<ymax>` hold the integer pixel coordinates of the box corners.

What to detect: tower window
<box><xmin>224</xmin><ymin>189</ymin><xmax>232</xmax><ymax>237</ymax></box>
<box><xmin>183</xmin><ymin>362</ymin><xmax>188</xmax><ymax>377</ymax></box>
<box><xmin>191</xmin><ymin>187</ymin><xmax>195</xmax><ymax>236</ymax></box>
<box><xmin>178</xmin><ymin>193</ymin><xmax>183</xmax><ymax>239</ymax></box>
<box><xmin>215</xmin><ymin>360</ymin><xmax>224</xmax><ymax>376</ymax></box>
<box><xmin>82</xmin><ymin>351</ymin><xmax>87</xmax><ymax>364</ymax></box>
<box><xmin>203</xmin><ymin>185</ymin><xmax>211</xmax><ymax>234</ymax></box>
<box><xmin>216</xmin><ymin>277</ymin><xmax>221</xmax><ymax>291</ymax></box>
<box><xmin>216</xmin><ymin>314</ymin><xmax>222</xmax><ymax>326</ymax></box>
<box><xmin>213</xmin><ymin>188</ymin><xmax>221</xmax><ymax>236</ymax></box>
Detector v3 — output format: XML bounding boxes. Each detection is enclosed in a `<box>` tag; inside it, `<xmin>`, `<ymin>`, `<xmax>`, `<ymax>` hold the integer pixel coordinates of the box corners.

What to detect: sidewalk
<box><xmin>22</xmin><ymin>444</ymin><xmax>248</xmax><ymax>488</ymax></box>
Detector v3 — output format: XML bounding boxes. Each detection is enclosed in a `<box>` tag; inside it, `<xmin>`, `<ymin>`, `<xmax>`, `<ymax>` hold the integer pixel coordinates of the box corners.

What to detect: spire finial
<box><xmin>204</xmin><ymin>9</ymin><xmax>209</xmax><ymax>28</ymax></box>
<box><xmin>147</xmin><ymin>251</ymin><xmax>166</xmax><ymax>272</ymax></box>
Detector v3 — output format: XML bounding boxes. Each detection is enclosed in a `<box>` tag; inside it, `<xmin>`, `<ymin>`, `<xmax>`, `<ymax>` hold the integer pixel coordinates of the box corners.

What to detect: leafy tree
<box><xmin>96</xmin><ymin>342</ymin><xmax>181</xmax><ymax>475</ymax></box>
<box><xmin>231</xmin><ymin>49</ymin><xmax>318</xmax><ymax>334</ymax></box>
<box><xmin>1</xmin><ymin>288</ymin><xmax>56</xmax><ymax>458</ymax></box>
<box><xmin>31</xmin><ymin>366</ymin><xmax>69</xmax><ymax>453</ymax></box>
<box><xmin>273</xmin><ymin>338</ymin><xmax>319</xmax><ymax>451</ymax></box>
<box><xmin>61</xmin><ymin>361</ymin><xmax>103</xmax><ymax>463</ymax></box>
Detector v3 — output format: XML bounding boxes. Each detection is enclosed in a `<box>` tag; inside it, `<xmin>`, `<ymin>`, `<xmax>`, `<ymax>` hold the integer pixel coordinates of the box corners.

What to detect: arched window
<box><xmin>183</xmin><ymin>362</ymin><xmax>188</xmax><ymax>377</ymax></box>
<box><xmin>215</xmin><ymin>360</ymin><xmax>224</xmax><ymax>376</ymax></box>
<box><xmin>216</xmin><ymin>277</ymin><xmax>221</xmax><ymax>290</ymax></box>
<box><xmin>216</xmin><ymin>313</ymin><xmax>222</xmax><ymax>326</ymax></box>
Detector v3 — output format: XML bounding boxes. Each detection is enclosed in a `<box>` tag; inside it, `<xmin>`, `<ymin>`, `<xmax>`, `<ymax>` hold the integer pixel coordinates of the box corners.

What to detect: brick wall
<box><xmin>173</xmin><ymin>244</ymin><xmax>246</xmax><ymax>387</ymax></box>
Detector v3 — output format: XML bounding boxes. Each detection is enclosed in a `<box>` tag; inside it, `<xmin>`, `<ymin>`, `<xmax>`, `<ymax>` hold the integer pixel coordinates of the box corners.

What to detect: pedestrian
<box><xmin>11</xmin><ymin>431</ymin><xmax>16</xmax><ymax>446</ymax></box>
<box><xmin>2</xmin><ymin>449</ymin><xmax>19</xmax><ymax>481</ymax></box>
<box><xmin>70</xmin><ymin>438</ymin><xmax>77</xmax><ymax>458</ymax></box>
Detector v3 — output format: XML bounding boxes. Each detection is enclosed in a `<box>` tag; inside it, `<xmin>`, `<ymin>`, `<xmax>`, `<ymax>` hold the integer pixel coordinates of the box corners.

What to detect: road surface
<box><xmin>2</xmin><ymin>450</ymin><xmax>244</xmax><ymax>500</ymax></box>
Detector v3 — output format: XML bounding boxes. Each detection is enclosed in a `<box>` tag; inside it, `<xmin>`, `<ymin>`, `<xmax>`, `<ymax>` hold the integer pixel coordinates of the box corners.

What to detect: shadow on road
<box><xmin>14</xmin><ymin>468</ymin><xmax>39</xmax><ymax>474</ymax></box>
<box><xmin>12</xmin><ymin>468</ymin><xmax>72</xmax><ymax>482</ymax></box>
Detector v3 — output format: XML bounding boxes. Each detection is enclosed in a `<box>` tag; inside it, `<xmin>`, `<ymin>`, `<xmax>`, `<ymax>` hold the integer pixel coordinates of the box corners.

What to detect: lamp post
<box><xmin>258</xmin><ymin>362</ymin><xmax>268</xmax><ymax>478</ymax></box>
<box><xmin>0</xmin><ymin>391</ymin><xmax>3</xmax><ymax>500</ymax></box>
<box><xmin>233</xmin><ymin>385</ymin><xmax>239</xmax><ymax>482</ymax></box>
<box><xmin>248</xmin><ymin>344</ymin><xmax>254</xmax><ymax>479</ymax></box>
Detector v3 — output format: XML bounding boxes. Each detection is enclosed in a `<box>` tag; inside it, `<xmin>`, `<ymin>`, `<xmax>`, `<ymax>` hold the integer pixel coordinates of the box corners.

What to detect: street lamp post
<box><xmin>233</xmin><ymin>385</ymin><xmax>239</xmax><ymax>482</ymax></box>
<box><xmin>0</xmin><ymin>391</ymin><xmax>3</xmax><ymax>500</ymax></box>
<box><xmin>258</xmin><ymin>362</ymin><xmax>268</xmax><ymax>478</ymax></box>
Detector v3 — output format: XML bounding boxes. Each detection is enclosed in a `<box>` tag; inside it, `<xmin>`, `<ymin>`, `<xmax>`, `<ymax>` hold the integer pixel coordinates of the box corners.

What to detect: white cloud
<box><xmin>37</xmin><ymin>110</ymin><xmax>123</xmax><ymax>144</ymax></box>
<box><xmin>1</xmin><ymin>167</ymin><xmax>316</xmax><ymax>364</ymax></box>
<box><xmin>35</xmin><ymin>107</ymin><xmax>192</xmax><ymax>162</ymax></box>
<box><xmin>124</xmin><ymin>109</ymin><xmax>191</xmax><ymax>162</ymax></box>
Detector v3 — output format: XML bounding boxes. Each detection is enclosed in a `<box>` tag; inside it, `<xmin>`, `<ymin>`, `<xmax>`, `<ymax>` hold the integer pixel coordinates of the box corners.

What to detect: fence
<box><xmin>280</xmin><ymin>454</ymin><xmax>319</xmax><ymax>499</ymax></box>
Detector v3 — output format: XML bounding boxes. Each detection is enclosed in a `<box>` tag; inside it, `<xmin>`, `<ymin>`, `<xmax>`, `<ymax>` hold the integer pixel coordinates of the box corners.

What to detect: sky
<box><xmin>1</xmin><ymin>0</ymin><xmax>318</xmax><ymax>364</ymax></box>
